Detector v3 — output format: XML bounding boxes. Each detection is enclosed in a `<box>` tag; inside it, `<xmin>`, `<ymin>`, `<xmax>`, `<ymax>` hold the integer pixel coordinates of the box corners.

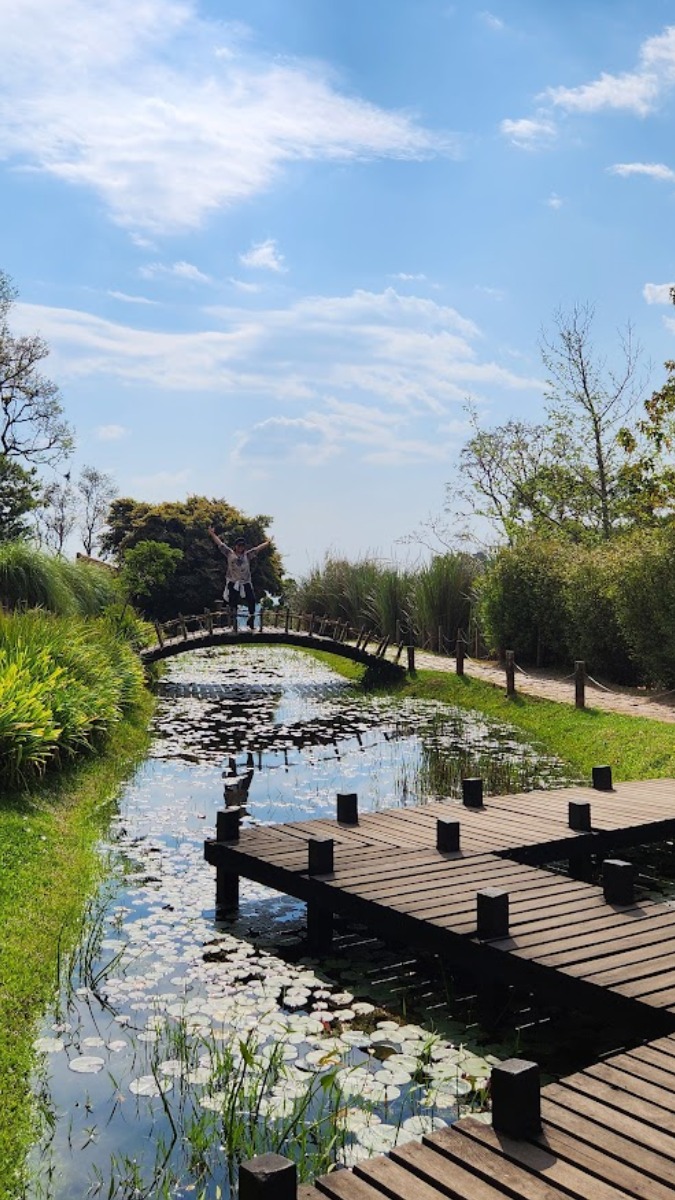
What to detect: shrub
<box><xmin>477</xmin><ymin>538</ymin><xmax>568</xmax><ymax>665</ymax></box>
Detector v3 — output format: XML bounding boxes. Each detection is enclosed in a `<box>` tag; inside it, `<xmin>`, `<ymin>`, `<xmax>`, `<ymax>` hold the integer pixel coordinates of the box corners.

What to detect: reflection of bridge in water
<box><xmin>141</xmin><ymin>608</ymin><xmax>409</xmax><ymax>676</ymax></box>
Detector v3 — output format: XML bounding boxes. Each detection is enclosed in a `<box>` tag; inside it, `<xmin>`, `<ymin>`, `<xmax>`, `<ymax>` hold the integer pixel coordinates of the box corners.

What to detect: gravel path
<box><xmin>413</xmin><ymin>650</ymin><xmax>675</xmax><ymax>725</ymax></box>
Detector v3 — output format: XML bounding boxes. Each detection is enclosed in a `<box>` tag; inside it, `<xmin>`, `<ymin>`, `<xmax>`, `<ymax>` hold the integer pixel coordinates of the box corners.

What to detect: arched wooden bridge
<box><xmin>140</xmin><ymin>607</ymin><xmax>409</xmax><ymax>676</ymax></box>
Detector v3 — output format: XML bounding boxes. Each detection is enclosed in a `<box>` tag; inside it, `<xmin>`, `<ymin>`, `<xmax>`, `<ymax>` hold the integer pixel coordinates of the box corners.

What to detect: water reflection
<box><xmin>27</xmin><ymin>648</ymin><xmax>568</xmax><ymax>1200</ymax></box>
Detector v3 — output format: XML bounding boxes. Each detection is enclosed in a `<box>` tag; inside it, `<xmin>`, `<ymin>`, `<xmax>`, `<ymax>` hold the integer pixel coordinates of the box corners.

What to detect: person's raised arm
<box><xmin>208</xmin><ymin>526</ymin><xmax>229</xmax><ymax>552</ymax></box>
<box><xmin>248</xmin><ymin>539</ymin><xmax>271</xmax><ymax>556</ymax></box>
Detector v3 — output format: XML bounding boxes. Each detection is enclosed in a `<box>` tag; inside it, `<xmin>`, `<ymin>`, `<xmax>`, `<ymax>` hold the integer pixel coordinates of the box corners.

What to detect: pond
<box><xmin>28</xmin><ymin>647</ymin><xmax>571</xmax><ymax>1200</ymax></box>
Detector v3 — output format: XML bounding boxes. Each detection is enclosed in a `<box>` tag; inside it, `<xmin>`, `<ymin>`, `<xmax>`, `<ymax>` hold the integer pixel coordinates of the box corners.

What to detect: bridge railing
<box><xmin>150</xmin><ymin>607</ymin><xmax>410</xmax><ymax>664</ymax></box>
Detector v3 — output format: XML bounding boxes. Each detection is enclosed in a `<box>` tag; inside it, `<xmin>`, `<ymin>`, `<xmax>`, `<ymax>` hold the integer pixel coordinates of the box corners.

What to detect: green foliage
<box><xmin>0</xmin><ymin>542</ymin><xmax>120</xmax><ymax>615</ymax></box>
<box><xmin>101</xmin><ymin>495</ymin><xmax>283</xmax><ymax>619</ymax></box>
<box><xmin>0</xmin><ymin>456</ymin><xmax>42</xmax><ymax>541</ymax></box>
<box><xmin>477</xmin><ymin>538</ymin><xmax>568</xmax><ymax>666</ymax></box>
<box><xmin>609</xmin><ymin>526</ymin><xmax>675</xmax><ymax>688</ymax></box>
<box><xmin>0</xmin><ymin>610</ymin><xmax>146</xmax><ymax>787</ymax></box>
<box><xmin>120</xmin><ymin>540</ymin><xmax>183</xmax><ymax>607</ymax></box>
<box><xmin>294</xmin><ymin>553</ymin><xmax>479</xmax><ymax>649</ymax></box>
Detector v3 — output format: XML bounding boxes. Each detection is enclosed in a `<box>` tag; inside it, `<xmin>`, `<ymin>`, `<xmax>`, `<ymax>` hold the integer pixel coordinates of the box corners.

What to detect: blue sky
<box><xmin>2</xmin><ymin>0</ymin><xmax>675</xmax><ymax>575</ymax></box>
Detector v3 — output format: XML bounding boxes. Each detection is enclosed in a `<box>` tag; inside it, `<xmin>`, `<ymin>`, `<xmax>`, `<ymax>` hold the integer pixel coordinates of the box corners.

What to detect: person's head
<box><xmin>234</xmin><ymin>537</ymin><xmax>246</xmax><ymax>552</ymax></box>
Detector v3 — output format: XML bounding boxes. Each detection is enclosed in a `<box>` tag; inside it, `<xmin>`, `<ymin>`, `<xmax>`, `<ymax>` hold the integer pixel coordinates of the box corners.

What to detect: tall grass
<box><xmin>0</xmin><ymin>543</ymin><xmax>120</xmax><ymax>616</ymax></box>
<box><xmin>294</xmin><ymin>554</ymin><xmax>480</xmax><ymax>648</ymax></box>
<box><xmin>0</xmin><ymin>610</ymin><xmax>146</xmax><ymax>787</ymax></box>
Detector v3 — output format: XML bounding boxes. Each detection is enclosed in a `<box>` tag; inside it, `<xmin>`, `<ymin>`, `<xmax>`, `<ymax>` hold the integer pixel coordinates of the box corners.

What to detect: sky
<box><xmin>2</xmin><ymin>0</ymin><xmax>675</xmax><ymax>577</ymax></box>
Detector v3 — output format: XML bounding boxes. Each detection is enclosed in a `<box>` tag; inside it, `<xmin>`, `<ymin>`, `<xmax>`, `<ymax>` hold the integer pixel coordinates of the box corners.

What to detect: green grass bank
<box><xmin>307</xmin><ymin>649</ymin><xmax>675</xmax><ymax>783</ymax></box>
<box><xmin>0</xmin><ymin>691</ymin><xmax>154</xmax><ymax>1200</ymax></box>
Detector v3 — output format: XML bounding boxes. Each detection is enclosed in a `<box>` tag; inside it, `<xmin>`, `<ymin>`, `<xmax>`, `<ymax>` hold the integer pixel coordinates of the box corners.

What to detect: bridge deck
<box><xmin>299</xmin><ymin>1033</ymin><xmax>675</xmax><ymax>1199</ymax></box>
<box><xmin>205</xmin><ymin>779</ymin><xmax>675</xmax><ymax>1022</ymax></box>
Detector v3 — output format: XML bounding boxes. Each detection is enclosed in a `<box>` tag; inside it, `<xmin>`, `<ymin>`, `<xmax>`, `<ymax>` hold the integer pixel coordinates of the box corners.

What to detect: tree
<box><xmin>451</xmin><ymin>304</ymin><xmax>673</xmax><ymax>545</ymax></box>
<box><xmin>100</xmin><ymin>495</ymin><xmax>283</xmax><ymax>619</ymax></box>
<box><xmin>38</xmin><ymin>479</ymin><xmax>78</xmax><ymax>554</ymax></box>
<box><xmin>120</xmin><ymin>541</ymin><xmax>183</xmax><ymax>615</ymax></box>
<box><xmin>0</xmin><ymin>454</ymin><xmax>42</xmax><ymax>541</ymax></box>
<box><xmin>77</xmin><ymin>465</ymin><xmax>117</xmax><ymax>556</ymax></box>
<box><xmin>0</xmin><ymin>271</ymin><xmax>73</xmax><ymax>468</ymax></box>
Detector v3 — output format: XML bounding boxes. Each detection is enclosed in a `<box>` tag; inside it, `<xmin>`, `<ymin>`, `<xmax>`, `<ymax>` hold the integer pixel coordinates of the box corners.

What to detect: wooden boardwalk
<box><xmin>295</xmin><ymin>1033</ymin><xmax>675</xmax><ymax>1199</ymax></box>
<box><xmin>205</xmin><ymin>779</ymin><xmax>675</xmax><ymax>1027</ymax></box>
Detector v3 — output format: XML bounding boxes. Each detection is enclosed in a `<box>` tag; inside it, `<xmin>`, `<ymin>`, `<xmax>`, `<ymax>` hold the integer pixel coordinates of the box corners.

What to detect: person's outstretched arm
<box><xmin>208</xmin><ymin>526</ymin><xmax>230</xmax><ymax>552</ymax></box>
<box><xmin>248</xmin><ymin>539</ymin><xmax>271</xmax><ymax>557</ymax></box>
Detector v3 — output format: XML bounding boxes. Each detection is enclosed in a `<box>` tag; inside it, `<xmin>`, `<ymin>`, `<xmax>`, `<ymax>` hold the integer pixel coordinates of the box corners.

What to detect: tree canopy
<box><xmin>0</xmin><ymin>455</ymin><xmax>42</xmax><ymax>542</ymax></box>
<box><xmin>100</xmin><ymin>495</ymin><xmax>283</xmax><ymax>619</ymax></box>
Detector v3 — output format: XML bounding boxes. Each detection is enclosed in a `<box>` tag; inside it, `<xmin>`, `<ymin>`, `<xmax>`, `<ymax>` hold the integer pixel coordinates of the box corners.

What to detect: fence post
<box><xmin>455</xmin><ymin>632</ymin><xmax>465</xmax><ymax>676</ymax></box>
<box><xmin>154</xmin><ymin>621</ymin><xmax>164</xmax><ymax>648</ymax></box>
<box><xmin>438</xmin><ymin>625</ymin><xmax>443</xmax><ymax>654</ymax></box>
<box><xmin>239</xmin><ymin>1154</ymin><xmax>296</xmax><ymax>1200</ymax></box>
<box><xmin>574</xmin><ymin>660</ymin><xmax>585</xmax><ymax>708</ymax></box>
<box><xmin>407</xmin><ymin>643</ymin><xmax>416</xmax><ymax>673</ymax></box>
<box><xmin>491</xmin><ymin>1060</ymin><xmax>541</xmax><ymax>1138</ymax></box>
<box><xmin>505</xmin><ymin>650</ymin><xmax>515</xmax><ymax>696</ymax></box>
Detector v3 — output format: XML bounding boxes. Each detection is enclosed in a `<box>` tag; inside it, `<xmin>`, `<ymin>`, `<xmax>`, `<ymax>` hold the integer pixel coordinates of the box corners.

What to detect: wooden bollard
<box><xmin>593</xmin><ymin>764</ymin><xmax>613</xmax><ymax>791</ymax></box>
<box><xmin>154</xmin><ymin>621</ymin><xmax>164</xmax><ymax>648</ymax></box>
<box><xmin>216</xmin><ymin>809</ymin><xmax>240</xmax><ymax>842</ymax></box>
<box><xmin>574</xmin><ymin>659</ymin><xmax>586</xmax><ymax>708</ymax></box>
<box><xmin>455</xmin><ymin>633</ymin><xmax>465</xmax><ymax>676</ymax></box>
<box><xmin>308</xmin><ymin>838</ymin><xmax>334</xmax><ymax>875</ymax></box>
<box><xmin>239</xmin><ymin>1153</ymin><xmax>296</xmax><ymax>1200</ymax></box>
<box><xmin>337</xmin><ymin>793</ymin><xmax>358</xmax><ymax>825</ymax></box>
<box><xmin>505</xmin><ymin>650</ymin><xmax>515</xmax><ymax>696</ymax></box>
<box><xmin>284</xmin><ymin>607</ymin><xmax>290</xmax><ymax>634</ymax></box>
<box><xmin>568</xmin><ymin>800</ymin><xmax>591</xmax><ymax>831</ymax></box>
<box><xmin>603</xmin><ymin>859</ymin><xmax>635</xmax><ymax>906</ymax></box>
<box><xmin>477</xmin><ymin>888</ymin><xmax>509</xmax><ymax>938</ymax></box>
<box><xmin>462</xmin><ymin>777</ymin><xmax>483</xmax><ymax>808</ymax></box>
<box><xmin>437</xmin><ymin>819</ymin><xmax>460</xmax><ymax>853</ymax></box>
<box><xmin>407</xmin><ymin>644</ymin><xmax>416</xmax><ymax>673</ymax></box>
<box><xmin>491</xmin><ymin>1060</ymin><xmax>541</xmax><ymax>1137</ymax></box>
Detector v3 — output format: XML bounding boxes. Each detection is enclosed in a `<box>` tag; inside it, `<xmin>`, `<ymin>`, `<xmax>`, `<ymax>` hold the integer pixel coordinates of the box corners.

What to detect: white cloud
<box><xmin>545</xmin><ymin>25</ymin><xmax>675</xmax><ymax>116</ymax></box>
<box><xmin>229</xmin><ymin>278</ymin><xmax>262</xmax><ymax>293</ymax></box>
<box><xmin>546</xmin><ymin>192</ymin><xmax>563</xmax><ymax>209</ymax></box>
<box><xmin>107</xmin><ymin>290</ymin><xmax>159</xmax><ymax>305</ymax></box>
<box><xmin>609</xmin><ymin>161</ymin><xmax>675</xmax><ymax>182</ymax></box>
<box><xmin>389</xmin><ymin>272</ymin><xmax>428</xmax><ymax>282</ymax></box>
<box><xmin>239</xmin><ymin>239</ymin><xmax>286</xmax><ymax>273</ymax></box>
<box><xmin>96</xmin><ymin>423</ymin><xmax>128</xmax><ymax>440</ymax></box>
<box><xmin>478</xmin><ymin>11</ymin><xmax>505</xmax><ymax>32</ymax></box>
<box><xmin>500</xmin><ymin>116</ymin><xmax>557</xmax><ymax>149</ymax></box>
<box><xmin>643</xmin><ymin>282</ymin><xmax>674</xmax><ymax>304</ymax></box>
<box><xmin>140</xmin><ymin>261</ymin><xmax>212</xmax><ymax>283</ymax></box>
<box><xmin>0</xmin><ymin>0</ymin><xmax>452</xmax><ymax>234</ymax></box>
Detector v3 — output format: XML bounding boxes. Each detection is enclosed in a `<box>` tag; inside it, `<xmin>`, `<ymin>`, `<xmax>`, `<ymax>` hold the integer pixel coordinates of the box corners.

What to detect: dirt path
<box><xmin>413</xmin><ymin>649</ymin><xmax>675</xmax><ymax>725</ymax></box>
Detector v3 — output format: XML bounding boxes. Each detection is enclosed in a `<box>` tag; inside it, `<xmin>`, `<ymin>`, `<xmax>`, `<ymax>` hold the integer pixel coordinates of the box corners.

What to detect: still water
<box><xmin>28</xmin><ymin>648</ymin><xmax>568</xmax><ymax>1200</ymax></box>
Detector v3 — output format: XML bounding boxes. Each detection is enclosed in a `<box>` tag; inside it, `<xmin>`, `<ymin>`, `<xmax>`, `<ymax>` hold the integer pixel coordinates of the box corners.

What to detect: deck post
<box><xmin>477</xmin><ymin>888</ymin><xmax>509</xmax><ymax>938</ymax></box>
<box><xmin>568</xmin><ymin>800</ymin><xmax>591</xmax><ymax>831</ymax></box>
<box><xmin>239</xmin><ymin>1153</ymin><xmax>296</xmax><ymax>1200</ymax></box>
<box><xmin>455</xmin><ymin>632</ymin><xmax>465</xmax><ymax>676</ymax></box>
<box><xmin>216</xmin><ymin>809</ymin><xmax>240</xmax><ymax>842</ymax></box>
<box><xmin>505</xmin><ymin>650</ymin><xmax>515</xmax><ymax>696</ymax></box>
<box><xmin>308</xmin><ymin>837</ymin><xmax>334</xmax><ymax>875</ymax></box>
<box><xmin>491</xmin><ymin>1060</ymin><xmax>541</xmax><ymax>1137</ymax></box>
<box><xmin>462</xmin><ymin>777</ymin><xmax>484</xmax><ymax>808</ymax></box>
<box><xmin>603</xmin><ymin>859</ymin><xmax>635</xmax><ymax>906</ymax></box>
<box><xmin>337</xmin><ymin>793</ymin><xmax>359</xmax><ymax>825</ymax></box>
<box><xmin>574</xmin><ymin>660</ymin><xmax>586</xmax><ymax>708</ymax></box>
<box><xmin>437</xmin><ymin>819</ymin><xmax>460</xmax><ymax>853</ymax></box>
<box><xmin>214</xmin><ymin>809</ymin><xmax>240</xmax><ymax>911</ymax></box>
<box><xmin>407</xmin><ymin>644</ymin><xmax>416</xmax><ymax>673</ymax></box>
<box><xmin>593</xmin><ymin>764</ymin><xmax>613</xmax><ymax>791</ymax></box>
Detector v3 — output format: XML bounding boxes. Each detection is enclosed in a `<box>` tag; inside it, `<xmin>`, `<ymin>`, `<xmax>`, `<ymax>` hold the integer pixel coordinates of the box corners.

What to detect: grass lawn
<box><xmin>0</xmin><ymin>692</ymin><xmax>154</xmax><ymax>1200</ymax></box>
<box><xmin>307</xmin><ymin>649</ymin><xmax>675</xmax><ymax>783</ymax></box>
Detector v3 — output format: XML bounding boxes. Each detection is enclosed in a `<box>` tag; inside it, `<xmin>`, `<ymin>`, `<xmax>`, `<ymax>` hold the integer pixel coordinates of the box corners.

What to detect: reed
<box><xmin>0</xmin><ymin>543</ymin><xmax>120</xmax><ymax>616</ymax></box>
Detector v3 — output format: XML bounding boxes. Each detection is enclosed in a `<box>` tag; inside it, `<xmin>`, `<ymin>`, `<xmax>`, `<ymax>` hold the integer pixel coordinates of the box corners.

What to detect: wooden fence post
<box><xmin>455</xmin><ymin>632</ymin><xmax>465</xmax><ymax>676</ymax></box>
<box><xmin>505</xmin><ymin>650</ymin><xmax>515</xmax><ymax>696</ymax></box>
<box><xmin>407</xmin><ymin>644</ymin><xmax>416</xmax><ymax>673</ymax></box>
<box><xmin>574</xmin><ymin>660</ymin><xmax>586</xmax><ymax>708</ymax></box>
<box><xmin>491</xmin><ymin>1060</ymin><xmax>541</xmax><ymax>1138</ymax></box>
<box><xmin>239</xmin><ymin>1154</ymin><xmax>296</xmax><ymax>1200</ymax></box>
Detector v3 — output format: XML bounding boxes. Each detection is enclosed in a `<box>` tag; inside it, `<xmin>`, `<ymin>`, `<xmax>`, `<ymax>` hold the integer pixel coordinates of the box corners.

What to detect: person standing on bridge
<box><xmin>208</xmin><ymin>527</ymin><xmax>270</xmax><ymax>630</ymax></box>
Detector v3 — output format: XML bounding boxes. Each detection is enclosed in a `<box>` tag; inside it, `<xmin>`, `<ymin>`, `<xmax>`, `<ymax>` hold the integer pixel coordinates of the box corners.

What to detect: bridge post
<box><xmin>285</xmin><ymin>607</ymin><xmax>290</xmax><ymax>635</ymax></box>
<box><xmin>154</xmin><ymin>621</ymin><xmax>164</xmax><ymax>649</ymax></box>
<box><xmin>407</xmin><ymin>644</ymin><xmax>415</xmax><ymax>672</ymax></box>
<box><xmin>505</xmin><ymin>650</ymin><xmax>515</xmax><ymax>696</ymax></box>
<box><xmin>574</xmin><ymin>659</ymin><xmax>586</xmax><ymax>708</ymax></box>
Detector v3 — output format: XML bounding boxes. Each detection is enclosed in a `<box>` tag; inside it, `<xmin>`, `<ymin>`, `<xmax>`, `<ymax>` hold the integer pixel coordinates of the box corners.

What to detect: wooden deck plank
<box><xmin>542</xmin><ymin>1086</ymin><xmax>675</xmax><ymax>1160</ymax></box>
<box><xmin>541</xmin><ymin>1095</ymin><xmax>675</xmax><ymax>1179</ymax></box>
<box><xmin>411</xmin><ymin>1127</ymin><xmax>574</xmax><ymax>1200</ymax></box>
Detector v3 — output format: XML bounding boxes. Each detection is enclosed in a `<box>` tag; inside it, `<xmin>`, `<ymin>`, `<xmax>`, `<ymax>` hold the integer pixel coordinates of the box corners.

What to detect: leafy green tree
<box><xmin>101</xmin><ymin>495</ymin><xmax>283</xmax><ymax>619</ymax></box>
<box><xmin>0</xmin><ymin>454</ymin><xmax>42</xmax><ymax>541</ymax></box>
<box><xmin>120</xmin><ymin>540</ymin><xmax>183</xmax><ymax>615</ymax></box>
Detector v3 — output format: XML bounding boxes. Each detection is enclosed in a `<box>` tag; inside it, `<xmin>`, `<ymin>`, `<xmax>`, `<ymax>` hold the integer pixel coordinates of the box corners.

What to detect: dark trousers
<box><xmin>225</xmin><ymin>582</ymin><xmax>256</xmax><ymax>625</ymax></box>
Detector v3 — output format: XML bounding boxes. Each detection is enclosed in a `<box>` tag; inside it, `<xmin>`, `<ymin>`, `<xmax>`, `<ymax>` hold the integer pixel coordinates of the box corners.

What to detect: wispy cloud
<box><xmin>139</xmin><ymin>261</ymin><xmax>212</xmax><ymax>283</ymax></box>
<box><xmin>500</xmin><ymin>116</ymin><xmax>556</xmax><ymax>149</ymax></box>
<box><xmin>96</xmin><ymin>423</ymin><xmax>128</xmax><ymax>440</ymax></box>
<box><xmin>389</xmin><ymin>272</ymin><xmax>428</xmax><ymax>282</ymax></box>
<box><xmin>107</xmin><ymin>290</ymin><xmax>159</xmax><ymax>305</ymax></box>
<box><xmin>609</xmin><ymin>161</ymin><xmax>675</xmax><ymax>181</ymax></box>
<box><xmin>0</xmin><ymin>0</ymin><xmax>452</xmax><ymax>234</ymax></box>
<box><xmin>546</xmin><ymin>192</ymin><xmax>563</xmax><ymax>209</ymax></box>
<box><xmin>545</xmin><ymin>25</ymin><xmax>675</xmax><ymax>116</ymax></box>
<box><xmin>478</xmin><ymin>11</ymin><xmax>505</xmax><ymax>32</ymax></box>
<box><xmin>239</xmin><ymin>239</ymin><xmax>286</xmax><ymax>273</ymax></box>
